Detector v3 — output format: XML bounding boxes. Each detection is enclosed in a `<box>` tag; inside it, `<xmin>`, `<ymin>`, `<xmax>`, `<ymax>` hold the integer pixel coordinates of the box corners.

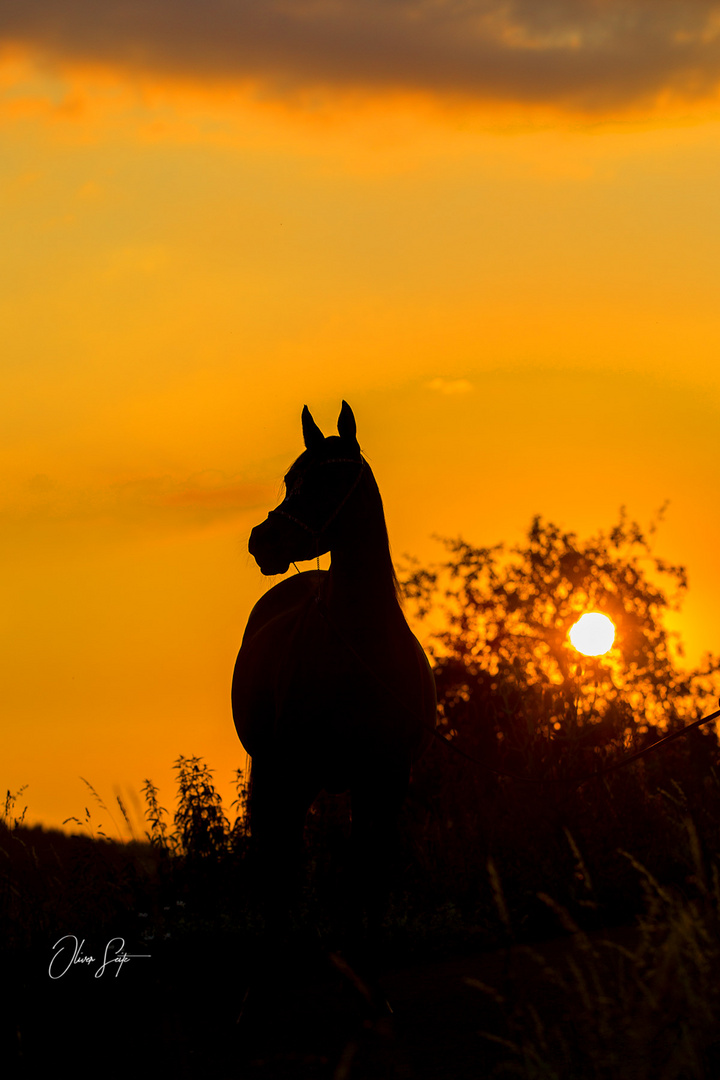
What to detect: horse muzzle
<box><xmin>247</xmin><ymin>522</ymin><xmax>288</xmax><ymax>576</ymax></box>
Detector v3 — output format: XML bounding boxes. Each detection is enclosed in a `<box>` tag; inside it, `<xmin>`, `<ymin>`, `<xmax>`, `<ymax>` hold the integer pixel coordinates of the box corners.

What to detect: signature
<box><xmin>48</xmin><ymin>935</ymin><xmax>151</xmax><ymax>980</ymax></box>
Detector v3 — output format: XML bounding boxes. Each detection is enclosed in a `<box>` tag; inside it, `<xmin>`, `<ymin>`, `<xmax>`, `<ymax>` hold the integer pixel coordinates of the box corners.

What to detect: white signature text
<box><xmin>48</xmin><ymin>935</ymin><xmax>151</xmax><ymax>979</ymax></box>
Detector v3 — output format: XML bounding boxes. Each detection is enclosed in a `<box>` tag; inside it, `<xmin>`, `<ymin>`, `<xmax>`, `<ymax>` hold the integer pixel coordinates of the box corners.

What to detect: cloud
<box><xmin>110</xmin><ymin>472</ymin><xmax>272</xmax><ymax>520</ymax></box>
<box><xmin>426</xmin><ymin>377</ymin><xmax>474</xmax><ymax>394</ymax></box>
<box><xmin>3</xmin><ymin>1</ymin><xmax>720</xmax><ymax>113</ymax></box>
<box><xmin>1</xmin><ymin>471</ymin><xmax>272</xmax><ymax>536</ymax></box>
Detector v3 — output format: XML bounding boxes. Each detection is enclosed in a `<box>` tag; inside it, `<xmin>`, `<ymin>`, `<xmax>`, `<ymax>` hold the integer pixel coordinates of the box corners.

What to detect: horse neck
<box><xmin>325</xmin><ymin>469</ymin><xmax>401</xmax><ymax>626</ymax></box>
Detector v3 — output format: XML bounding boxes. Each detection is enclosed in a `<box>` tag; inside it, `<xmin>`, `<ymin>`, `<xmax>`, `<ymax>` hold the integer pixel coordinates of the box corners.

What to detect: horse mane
<box><xmin>356</xmin><ymin>458</ymin><xmax>403</xmax><ymax>606</ymax></box>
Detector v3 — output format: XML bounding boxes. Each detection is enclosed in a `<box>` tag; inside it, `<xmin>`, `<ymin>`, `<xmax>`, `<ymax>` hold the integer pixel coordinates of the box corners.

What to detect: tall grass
<box><xmin>471</xmin><ymin>816</ymin><xmax>720</xmax><ymax>1078</ymax></box>
<box><xmin>4</xmin><ymin>752</ymin><xmax>720</xmax><ymax>1076</ymax></box>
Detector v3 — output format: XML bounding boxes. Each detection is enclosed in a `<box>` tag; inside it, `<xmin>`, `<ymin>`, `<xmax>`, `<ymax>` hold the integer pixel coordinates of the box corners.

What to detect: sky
<box><xmin>2</xmin><ymin>1</ymin><xmax>720</xmax><ymax>835</ymax></box>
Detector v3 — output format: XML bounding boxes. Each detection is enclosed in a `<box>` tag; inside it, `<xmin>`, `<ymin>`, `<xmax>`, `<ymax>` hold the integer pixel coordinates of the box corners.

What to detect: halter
<box><xmin>268</xmin><ymin>457</ymin><xmax>366</xmax><ymax>542</ymax></box>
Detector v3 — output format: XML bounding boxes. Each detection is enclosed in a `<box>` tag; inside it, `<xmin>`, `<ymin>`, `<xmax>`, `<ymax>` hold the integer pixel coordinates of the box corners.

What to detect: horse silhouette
<box><xmin>232</xmin><ymin>401</ymin><xmax>436</xmax><ymax>933</ymax></box>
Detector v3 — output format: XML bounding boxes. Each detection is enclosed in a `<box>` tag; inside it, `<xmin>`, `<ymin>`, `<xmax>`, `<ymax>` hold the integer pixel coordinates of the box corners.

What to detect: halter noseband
<box><xmin>268</xmin><ymin>458</ymin><xmax>366</xmax><ymax>541</ymax></box>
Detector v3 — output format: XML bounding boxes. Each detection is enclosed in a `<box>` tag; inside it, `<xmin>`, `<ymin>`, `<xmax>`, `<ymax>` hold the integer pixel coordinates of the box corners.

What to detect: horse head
<box><xmin>249</xmin><ymin>401</ymin><xmax>365</xmax><ymax>576</ymax></box>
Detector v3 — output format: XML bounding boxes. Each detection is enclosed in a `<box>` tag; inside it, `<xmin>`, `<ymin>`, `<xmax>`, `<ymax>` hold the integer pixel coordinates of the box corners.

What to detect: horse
<box><xmin>231</xmin><ymin>401</ymin><xmax>436</xmax><ymax>937</ymax></box>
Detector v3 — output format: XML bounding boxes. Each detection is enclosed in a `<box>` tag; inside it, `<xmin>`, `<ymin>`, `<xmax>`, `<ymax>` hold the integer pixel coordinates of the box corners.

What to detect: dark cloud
<box><xmin>3</xmin><ymin>1</ymin><xmax>720</xmax><ymax>110</ymax></box>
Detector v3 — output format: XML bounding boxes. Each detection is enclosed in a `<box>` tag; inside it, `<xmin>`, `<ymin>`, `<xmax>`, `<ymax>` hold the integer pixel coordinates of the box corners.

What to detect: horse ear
<box><xmin>337</xmin><ymin>400</ymin><xmax>359</xmax><ymax>447</ymax></box>
<box><xmin>302</xmin><ymin>405</ymin><xmax>324</xmax><ymax>449</ymax></box>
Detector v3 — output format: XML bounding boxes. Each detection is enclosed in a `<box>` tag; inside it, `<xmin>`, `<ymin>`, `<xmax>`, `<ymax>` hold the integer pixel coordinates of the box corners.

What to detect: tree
<box><xmin>396</xmin><ymin>510</ymin><xmax>720</xmax><ymax>929</ymax></box>
<box><xmin>401</xmin><ymin>507</ymin><xmax>720</xmax><ymax>778</ymax></box>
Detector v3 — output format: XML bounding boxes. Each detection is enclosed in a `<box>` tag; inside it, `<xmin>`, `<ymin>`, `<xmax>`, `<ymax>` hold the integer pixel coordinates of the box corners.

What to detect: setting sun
<box><xmin>568</xmin><ymin>613</ymin><xmax>616</xmax><ymax>657</ymax></box>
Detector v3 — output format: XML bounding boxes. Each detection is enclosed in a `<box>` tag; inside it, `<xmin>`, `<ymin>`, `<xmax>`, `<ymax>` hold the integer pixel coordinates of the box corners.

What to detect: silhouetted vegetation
<box><xmin>398</xmin><ymin>510</ymin><xmax>720</xmax><ymax>937</ymax></box>
<box><xmin>5</xmin><ymin>511</ymin><xmax>720</xmax><ymax>1077</ymax></box>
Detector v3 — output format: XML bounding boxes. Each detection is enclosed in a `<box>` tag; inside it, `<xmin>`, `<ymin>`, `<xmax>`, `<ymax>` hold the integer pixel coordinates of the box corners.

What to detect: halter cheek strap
<box><xmin>268</xmin><ymin>458</ymin><xmax>366</xmax><ymax>541</ymax></box>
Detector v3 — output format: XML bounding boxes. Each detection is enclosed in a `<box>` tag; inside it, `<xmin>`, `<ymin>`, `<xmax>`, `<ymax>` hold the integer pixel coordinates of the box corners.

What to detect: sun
<box><xmin>568</xmin><ymin>612</ymin><xmax>616</xmax><ymax>657</ymax></box>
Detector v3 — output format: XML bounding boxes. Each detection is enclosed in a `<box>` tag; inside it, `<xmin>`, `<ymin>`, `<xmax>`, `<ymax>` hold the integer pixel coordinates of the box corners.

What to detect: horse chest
<box><xmin>234</xmin><ymin>604</ymin><xmax>424</xmax><ymax>754</ymax></box>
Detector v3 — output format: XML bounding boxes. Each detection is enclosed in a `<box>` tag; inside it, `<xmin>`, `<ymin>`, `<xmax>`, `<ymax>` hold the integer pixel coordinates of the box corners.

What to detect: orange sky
<box><xmin>3</xmin><ymin>6</ymin><xmax>720</xmax><ymax>834</ymax></box>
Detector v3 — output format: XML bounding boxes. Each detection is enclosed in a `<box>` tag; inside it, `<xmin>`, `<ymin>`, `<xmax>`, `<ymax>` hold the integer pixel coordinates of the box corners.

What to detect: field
<box><xmin>4</xmin><ymin>736</ymin><xmax>720</xmax><ymax>1080</ymax></box>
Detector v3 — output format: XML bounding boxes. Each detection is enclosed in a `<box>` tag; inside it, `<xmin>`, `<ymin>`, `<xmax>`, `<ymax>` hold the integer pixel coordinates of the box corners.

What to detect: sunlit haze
<box><xmin>2</xmin><ymin>3</ymin><xmax>720</xmax><ymax>833</ymax></box>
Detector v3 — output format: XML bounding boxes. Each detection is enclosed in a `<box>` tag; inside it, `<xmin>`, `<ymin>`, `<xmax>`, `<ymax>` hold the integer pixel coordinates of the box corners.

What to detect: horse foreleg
<box><xmin>247</xmin><ymin>757</ymin><xmax>318</xmax><ymax>938</ymax></box>
<box><xmin>348</xmin><ymin>758</ymin><xmax>410</xmax><ymax>951</ymax></box>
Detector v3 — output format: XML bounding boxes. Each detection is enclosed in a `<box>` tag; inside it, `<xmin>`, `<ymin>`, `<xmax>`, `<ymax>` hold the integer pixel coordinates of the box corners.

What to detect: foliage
<box><xmin>142</xmin><ymin>777</ymin><xmax>175</xmax><ymax>851</ymax></box>
<box><xmin>2</xmin><ymin>785</ymin><xmax>28</xmax><ymax>829</ymax></box>
<box><xmin>396</xmin><ymin>510</ymin><xmax>720</xmax><ymax>935</ymax></box>
<box><xmin>173</xmin><ymin>755</ymin><xmax>231</xmax><ymax>859</ymax></box>
<box><xmin>0</xmin><ymin>762</ymin><xmax>252</xmax><ymax>959</ymax></box>
<box><xmin>401</xmin><ymin>508</ymin><xmax>720</xmax><ymax>771</ymax></box>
